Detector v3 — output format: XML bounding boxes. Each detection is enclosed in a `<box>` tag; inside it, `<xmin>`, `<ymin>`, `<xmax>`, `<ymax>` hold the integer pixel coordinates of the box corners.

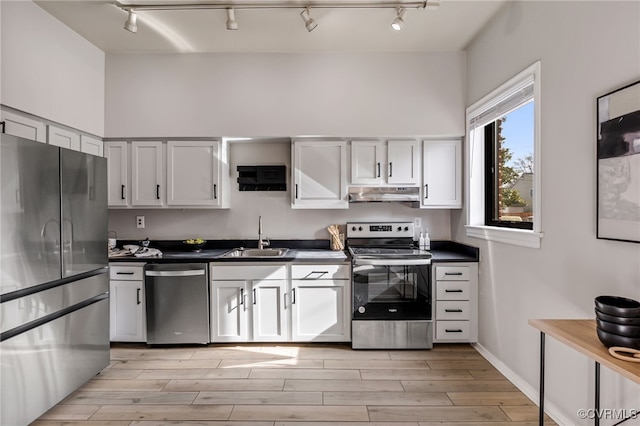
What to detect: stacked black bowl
<box><xmin>595</xmin><ymin>295</ymin><xmax>640</xmax><ymax>349</ymax></box>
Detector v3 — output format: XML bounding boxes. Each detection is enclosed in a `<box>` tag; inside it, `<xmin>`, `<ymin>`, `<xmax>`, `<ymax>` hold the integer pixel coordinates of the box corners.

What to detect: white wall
<box><xmin>105</xmin><ymin>51</ymin><xmax>465</xmax><ymax>240</ymax></box>
<box><xmin>0</xmin><ymin>1</ymin><xmax>105</xmax><ymax>136</ymax></box>
<box><xmin>105</xmin><ymin>51</ymin><xmax>465</xmax><ymax>137</ymax></box>
<box><xmin>108</xmin><ymin>139</ymin><xmax>452</xmax><ymax>241</ymax></box>
<box><xmin>453</xmin><ymin>2</ymin><xmax>640</xmax><ymax>424</ymax></box>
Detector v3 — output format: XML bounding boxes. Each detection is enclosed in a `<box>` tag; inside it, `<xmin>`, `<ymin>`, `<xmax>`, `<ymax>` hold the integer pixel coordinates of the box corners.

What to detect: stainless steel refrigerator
<box><xmin>0</xmin><ymin>134</ymin><xmax>110</xmax><ymax>426</ymax></box>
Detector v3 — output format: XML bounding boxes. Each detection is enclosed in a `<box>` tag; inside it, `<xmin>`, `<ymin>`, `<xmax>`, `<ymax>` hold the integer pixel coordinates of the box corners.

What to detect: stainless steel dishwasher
<box><xmin>144</xmin><ymin>263</ymin><xmax>210</xmax><ymax>344</ymax></box>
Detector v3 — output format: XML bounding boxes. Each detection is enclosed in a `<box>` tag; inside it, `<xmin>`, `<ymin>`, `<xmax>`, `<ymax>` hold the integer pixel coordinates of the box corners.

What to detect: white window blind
<box><xmin>468</xmin><ymin>76</ymin><xmax>535</xmax><ymax>131</ymax></box>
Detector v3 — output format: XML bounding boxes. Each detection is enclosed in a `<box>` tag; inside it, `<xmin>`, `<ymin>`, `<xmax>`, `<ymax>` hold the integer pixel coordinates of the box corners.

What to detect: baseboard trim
<box><xmin>472</xmin><ymin>342</ymin><xmax>575</xmax><ymax>426</ymax></box>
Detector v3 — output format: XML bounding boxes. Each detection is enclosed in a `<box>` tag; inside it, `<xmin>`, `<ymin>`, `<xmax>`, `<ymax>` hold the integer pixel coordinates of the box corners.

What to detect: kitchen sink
<box><xmin>222</xmin><ymin>248</ymin><xmax>289</xmax><ymax>258</ymax></box>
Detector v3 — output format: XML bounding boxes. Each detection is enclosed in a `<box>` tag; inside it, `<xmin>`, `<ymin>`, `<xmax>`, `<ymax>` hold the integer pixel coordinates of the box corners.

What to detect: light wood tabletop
<box><xmin>529</xmin><ymin>319</ymin><xmax>640</xmax><ymax>384</ymax></box>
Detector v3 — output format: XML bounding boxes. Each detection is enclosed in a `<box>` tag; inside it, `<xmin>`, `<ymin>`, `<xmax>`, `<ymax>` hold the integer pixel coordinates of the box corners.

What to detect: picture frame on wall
<box><xmin>596</xmin><ymin>80</ymin><xmax>640</xmax><ymax>243</ymax></box>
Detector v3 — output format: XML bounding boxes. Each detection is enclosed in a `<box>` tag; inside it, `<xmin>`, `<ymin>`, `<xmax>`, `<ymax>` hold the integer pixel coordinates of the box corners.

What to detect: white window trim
<box><xmin>465</xmin><ymin>61</ymin><xmax>543</xmax><ymax>249</ymax></box>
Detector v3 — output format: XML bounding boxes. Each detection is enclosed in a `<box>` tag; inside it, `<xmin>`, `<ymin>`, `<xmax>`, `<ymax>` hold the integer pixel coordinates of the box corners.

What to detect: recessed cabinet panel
<box><xmin>167</xmin><ymin>141</ymin><xmax>221</xmax><ymax>206</ymax></box>
<box><xmin>291</xmin><ymin>282</ymin><xmax>348</xmax><ymax>341</ymax></box>
<box><xmin>80</xmin><ymin>135</ymin><xmax>103</xmax><ymax>156</ymax></box>
<box><xmin>422</xmin><ymin>139</ymin><xmax>462</xmax><ymax>208</ymax></box>
<box><xmin>387</xmin><ymin>140</ymin><xmax>420</xmax><ymax>185</ymax></box>
<box><xmin>210</xmin><ymin>280</ymin><xmax>248</xmax><ymax>342</ymax></box>
<box><xmin>252</xmin><ymin>280</ymin><xmax>288</xmax><ymax>342</ymax></box>
<box><xmin>1</xmin><ymin>109</ymin><xmax>46</xmax><ymax>143</ymax></box>
<box><xmin>292</xmin><ymin>140</ymin><xmax>348</xmax><ymax>209</ymax></box>
<box><xmin>131</xmin><ymin>141</ymin><xmax>164</xmax><ymax>207</ymax></box>
<box><xmin>48</xmin><ymin>125</ymin><xmax>80</xmax><ymax>151</ymax></box>
<box><xmin>104</xmin><ymin>141</ymin><xmax>129</xmax><ymax>207</ymax></box>
<box><xmin>351</xmin><ymin>141</ymin><xmax>383</xmax><ymax>184</ymax></box>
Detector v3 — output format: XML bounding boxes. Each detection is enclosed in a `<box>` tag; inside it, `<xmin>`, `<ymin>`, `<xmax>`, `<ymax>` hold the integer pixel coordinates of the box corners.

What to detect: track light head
<box><xmin>124</xmin><ymin>10</ymin><xmax>138</xmax><ymax>33</ymax></box>
<box><xmin>300</xmin><ymin>8</ymin><xmax>317</xmax><ymax>32</ymax></box>
<box><xmin>391</xmin><ymin>8</ymin><xmax>406</xmax><ymax>31</ymax></box>
<box><xmin>226</xmin><ymin>8</ymin><xmax>238</xmax><ymax>30</ymax></box>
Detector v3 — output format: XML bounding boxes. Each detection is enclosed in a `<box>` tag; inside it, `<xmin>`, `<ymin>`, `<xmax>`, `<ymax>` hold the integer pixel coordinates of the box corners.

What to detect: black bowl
<box><xmin>595</xmin><ymin>308</ymin><xmax>640</xmax><ymax>326</ymax></box>
<box><xmin>596</xmin><ymin>327</ymin><xmax>640</xmax><ymax>349</ymax></box>
<box><xmin>594</xmin><ymin>295</ymin><xmax>640</xmax><ymax>318</ymax></box>
<box><xmin>596</xmin><ymin>318</ymin><xmax>640</xmax><ymax>337</ymax></box>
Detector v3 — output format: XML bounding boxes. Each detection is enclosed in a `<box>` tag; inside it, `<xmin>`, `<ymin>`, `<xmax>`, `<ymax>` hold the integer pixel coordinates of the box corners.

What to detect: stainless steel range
<box><xmin>348</xmin><ymin>221</ymin><xmax>433</xmax><ymax>349</ymax></box>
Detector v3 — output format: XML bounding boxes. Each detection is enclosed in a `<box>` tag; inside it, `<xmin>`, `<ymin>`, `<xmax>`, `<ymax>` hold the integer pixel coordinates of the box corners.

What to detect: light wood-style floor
<box><xmin>32</xmin><ymin>343</ymin><xmax>556</xmax><ymax>426</ymax></box>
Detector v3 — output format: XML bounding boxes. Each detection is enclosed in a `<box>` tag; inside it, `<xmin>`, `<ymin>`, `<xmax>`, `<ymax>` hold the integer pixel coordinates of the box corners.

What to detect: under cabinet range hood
<box><xmin>348</xmin><ymin>186</ymin><xmax>420</xmax><ymax>206</ymax></box>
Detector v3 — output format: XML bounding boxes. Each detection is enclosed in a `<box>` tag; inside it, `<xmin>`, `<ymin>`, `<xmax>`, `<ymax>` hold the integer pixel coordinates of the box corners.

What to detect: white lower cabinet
<box><xmin>210</xmin><ymin>264</ymin><xmax>288</xmax><ymax>343</ymax></box>
<box><xmin>109</xmin><ymin>264</ymin><xmax>146</xmax><ymax>342</ymax></box>
<box><xmin>432</xmin><ymin>262</ymin><xmax>478</xmax><ymax>343</ymax></box>
<box><xmin>210</xmin><ymin>262</ymin><xmax>350</xmax><ymax>343</ymax></box>
<box><xmin>290</xmin><ymin>264</ymin><xmax>350</xmax><ymax>342</ymax></box>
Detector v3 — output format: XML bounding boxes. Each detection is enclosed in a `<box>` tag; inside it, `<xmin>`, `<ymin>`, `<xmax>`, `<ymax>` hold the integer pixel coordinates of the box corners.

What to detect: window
<box><xmin>465</xmin><ymin>62</ymin><xmax>543</xmax><ymax>248</ymax></box>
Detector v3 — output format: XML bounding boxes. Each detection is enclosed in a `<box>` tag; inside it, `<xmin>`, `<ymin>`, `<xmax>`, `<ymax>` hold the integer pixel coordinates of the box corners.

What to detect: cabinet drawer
<box><xmin>109</xmin><ymin>264</ymin><xmax>144</xmax><ymax>280</ymax></box>
<box><xmin>436</xmin><ymin>281</ymin><xmax>470</xmax><ymax>300</ymax></box>
<box><xmin>211</xmin><ymin>265</ymin><xmax>287</xmax><ymax>280</ymax></box>
<box><xmin>291</xmin><ymin>264</ymin><xmax>350</xmax><ymax>280</ymax></box>
<box><xmin>436</xmin><ymin>320</ymin><xmax>471</xmax><ymax>340</ymax></box>
<box><xmin>436</xmin><ymin>301</ymin><xmax>471</xmax><ymax>320</ymax></box>
<box><xmin>435</xmin><ymin>266</ymin><xmax>470</xmax><ymax>281</ymax></box>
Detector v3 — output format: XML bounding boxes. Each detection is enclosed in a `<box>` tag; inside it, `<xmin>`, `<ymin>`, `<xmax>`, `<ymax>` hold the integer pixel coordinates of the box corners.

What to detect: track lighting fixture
<box><xmin>300</xmin><ymin>8</ymin><xmax>317</xmax><ymax>32</ymax></box>
<box><xmin>114</xmin><ymin>1</ymin><xmax>434</xmax><ymax>34</ymax></box>
<box><xmin>391</xmin><ymin>7</ymin><xmax>405</xmax><ymax>31</ymax></box>
<box><xmin>124</xmin><ymin>9</ymin><xmax>137</xmax><ymax>33</ymax></box>
<box><xmin>226</xmin><ymin>8</ymin><xmax>238</xmax><ymax>30</ymax></box>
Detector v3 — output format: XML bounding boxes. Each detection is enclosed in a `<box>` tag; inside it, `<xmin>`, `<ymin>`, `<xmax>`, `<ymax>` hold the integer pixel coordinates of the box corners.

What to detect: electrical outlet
<box><xmin>136</xmin><ymin>215</ymin><xmax>145</xmax><ymax>229</ymax></box>
<box><xmin>413</xmin><ymin>217</ymin><xmax>422</xmax><ymax>229</ymax></box>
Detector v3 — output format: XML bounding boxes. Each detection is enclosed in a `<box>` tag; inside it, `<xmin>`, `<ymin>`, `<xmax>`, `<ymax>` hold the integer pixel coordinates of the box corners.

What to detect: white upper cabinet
<box><xmin>104</xmin><ymin>141</ymin><xmax>129</xmax><ymax>207</ymax></box>
<box><xmin>387</xmin><ymin>140</ymin><xmax>420</xmax><ymax>185</ymax></box>
<box><xmin>351</xmin><ymin>140</ymin><xmax>384</xmax><ymax>184</ymax></box>
<box><xmin>131</xmin><ymin>141</ymin><xmax>164</xmax><ymax>207</ymax></box>
<box><xmin>351</xmin><ymin>139</ymin><xmax>420</xmax><ymax>186</ymax></box>
<box><xmin>292</xmin><ymin>140</ymin><xmax>348</xmax><ymax>209</ymax></box>
<box><xmin>422</xmin><ymin>139</ymin><xmax>462</xmax><ymax>208</ymax></box>
<box><xmin>166</xmin><ymin>140</ymin><xmax>226</xmax><ymax>208</ymax></box>
<box><xmin>47</xmin><ymin>125</ymin><xmax>80</xmax><ymax>151</ymax></box>
<box><xmin>1</xmin><ymin>109</ymin><xmax>46</xmax><ymax>143</ymax></box>
<box><xmin>80</xmin><ymin>134</ymin><xmax>103</xmax><ymax>156</ymax></box>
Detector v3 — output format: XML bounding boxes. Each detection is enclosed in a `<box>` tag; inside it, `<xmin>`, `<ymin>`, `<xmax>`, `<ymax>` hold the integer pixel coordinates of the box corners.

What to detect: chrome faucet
<box><xmin>258</xmin><ymin>216</ymin><xmax>270</xmax><ymax>249</ymax></box>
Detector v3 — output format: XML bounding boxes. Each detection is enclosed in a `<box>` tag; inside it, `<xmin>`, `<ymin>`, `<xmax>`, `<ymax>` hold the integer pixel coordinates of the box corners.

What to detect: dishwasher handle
<box><xmin>145</xmin><ymin>269</ymin><xmax>205</xmax><ymax>277</ymax></box>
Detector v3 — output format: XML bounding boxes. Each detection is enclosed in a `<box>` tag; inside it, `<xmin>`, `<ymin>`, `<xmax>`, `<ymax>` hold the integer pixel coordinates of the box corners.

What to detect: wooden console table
<box><xmin>529</xmin><ymin>319</ymin><xmax>640</xmax><ymax>426</ymax></box>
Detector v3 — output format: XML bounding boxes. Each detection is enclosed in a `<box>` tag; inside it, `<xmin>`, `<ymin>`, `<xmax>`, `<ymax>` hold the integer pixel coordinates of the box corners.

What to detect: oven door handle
<box><xmin>353</xmin><ymin>258</ymin><xmax>431</xmax><ymax>266</ymax></box>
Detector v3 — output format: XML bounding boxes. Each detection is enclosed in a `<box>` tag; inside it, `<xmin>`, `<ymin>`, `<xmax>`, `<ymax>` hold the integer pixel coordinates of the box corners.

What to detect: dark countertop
<box><xmin>108</xmin><ymin>239</ymin><xmax>478</xmax><ymax>264</ymax></box>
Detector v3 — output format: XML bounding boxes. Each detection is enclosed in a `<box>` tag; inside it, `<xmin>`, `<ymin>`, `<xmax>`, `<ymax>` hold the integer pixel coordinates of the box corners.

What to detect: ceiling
<box><xmin>34</xmin><ymin>0</ymin><xmax>506</xmax><ymax>53</ymax></box>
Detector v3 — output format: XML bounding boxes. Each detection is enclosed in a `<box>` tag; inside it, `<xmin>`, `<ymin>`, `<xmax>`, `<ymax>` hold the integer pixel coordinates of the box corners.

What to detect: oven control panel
<box><xmin>346</xmin><ymin>222</ymin><xmax>414</xmax><ymax>238</ymax></box>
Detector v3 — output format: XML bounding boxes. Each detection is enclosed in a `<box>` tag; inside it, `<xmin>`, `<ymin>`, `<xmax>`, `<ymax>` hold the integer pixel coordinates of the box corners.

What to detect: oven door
<box><xmin>352</xmin><ymin>258</ymin><xmax>431</xmax><ymax>320</ymax></box>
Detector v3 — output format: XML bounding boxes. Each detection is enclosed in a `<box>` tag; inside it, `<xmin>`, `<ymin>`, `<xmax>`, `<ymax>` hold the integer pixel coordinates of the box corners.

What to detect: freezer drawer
<box><xmin>0</xmin><ymin>297</ymin><xmax>109</xmax><ymax>426</ymax></box>
<box><xmin>145</xmin><ymin>263</ymin><xmax>210</xmax><ymax>344</ymax></box>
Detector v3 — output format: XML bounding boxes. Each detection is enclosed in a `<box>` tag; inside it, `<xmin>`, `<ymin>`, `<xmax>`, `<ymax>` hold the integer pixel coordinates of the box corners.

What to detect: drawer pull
<box><xmin>305</xmin><ymin>271</ymin><xmax>328</xmax><ymax>279</ymax></box>
<box><xmin>445</xmin><ymin>329</ymin><xmax>464</xmax><ymax>333</ymax></box>
<box><xmin>444</xmin><ymin>272</ymin><xmax>463</xmax><ymax>276</ymax></box>
<box><xmin>445</xmin><ymin>289</ymin><xmax>463</xmax><ymax>293</ymax></box>
<box><xmin>445</xmin><ymin>309</ymin><xmax>463</xmax><ymax>313</ymax></box>
<box><xmin>116</xmin><ymin>272</ymin><xmax>135</xmax><ymax>275</ymax></box>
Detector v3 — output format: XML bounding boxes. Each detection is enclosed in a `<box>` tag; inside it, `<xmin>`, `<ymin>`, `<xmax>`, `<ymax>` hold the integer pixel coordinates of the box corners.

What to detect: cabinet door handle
<box><xmin>121</xmin><ymin>185</ymin><xmax>126</xmax><ymax>200</ymax></box>
<box><xmin>295</xmin><ymin>184</ymin><xmax>299</xmax><ymax>199</ymax></box>
<box><xmin>292</xmin><ymin>288</ymin><xmax>296</xmax><ymax>304</ymax></box>
<box><xmin>136</xmin><ymin>288</ymin><xmax>141</xmax><ymax>305</ymax></box>
<box><xmin>253</xmin><ymin>288</ymin><xmax>256</xmax><ymax>305</ymax></box>
<box><xmin>445</xmin><ymin>272</ymin><xmax>463</xmax><ymax>276</ymax></box>
<box><xmin>445</xmin><ymin>309</ymin><xmax>463</xmax><ymax>313</ymax></box>
<box><xmin>116</xmin><ymin>271</ymin><xmax>134</xmax><ymax>275</ymax></box>
<box><xmin>377</xmin><ymin>162</ymin><xmax>381</xmax><ymax>178</ymax></box>
<box><xmin>213</xmin><ymin>184</ymin><xmax>217</xmax><ymax>199</ymax></box>
<box><xmin>445</xmin><ymin>329</ymin><xmax>463</xmax><ymax>333</ymax></box>
<box><xmin>240</xmin><ymin>288</ymin><xmax>244</xmax><ymax>305</ymax></box>
<box><xmin>445</xmin><ymin>289</ymin><xmax>463</xmax><ymax>293</ymax></box>
<box><xmin>156</xmin><ymin>184</ymin><xmax>160</xmax><ymax>200</ymax></box>
<box><xmin>0</xmin><ymin>121</ymin><xmax>5</xmax><ymax>133</ymax></box>
<box><xmin>389</xmin><ymin>162</ymin><xmax>393</xmax><ymax>177</ymax></box>
<box><xmin>425</xmin><ymin>184</ymin><xmax>429</xmax><ymax>199</ymax></box>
